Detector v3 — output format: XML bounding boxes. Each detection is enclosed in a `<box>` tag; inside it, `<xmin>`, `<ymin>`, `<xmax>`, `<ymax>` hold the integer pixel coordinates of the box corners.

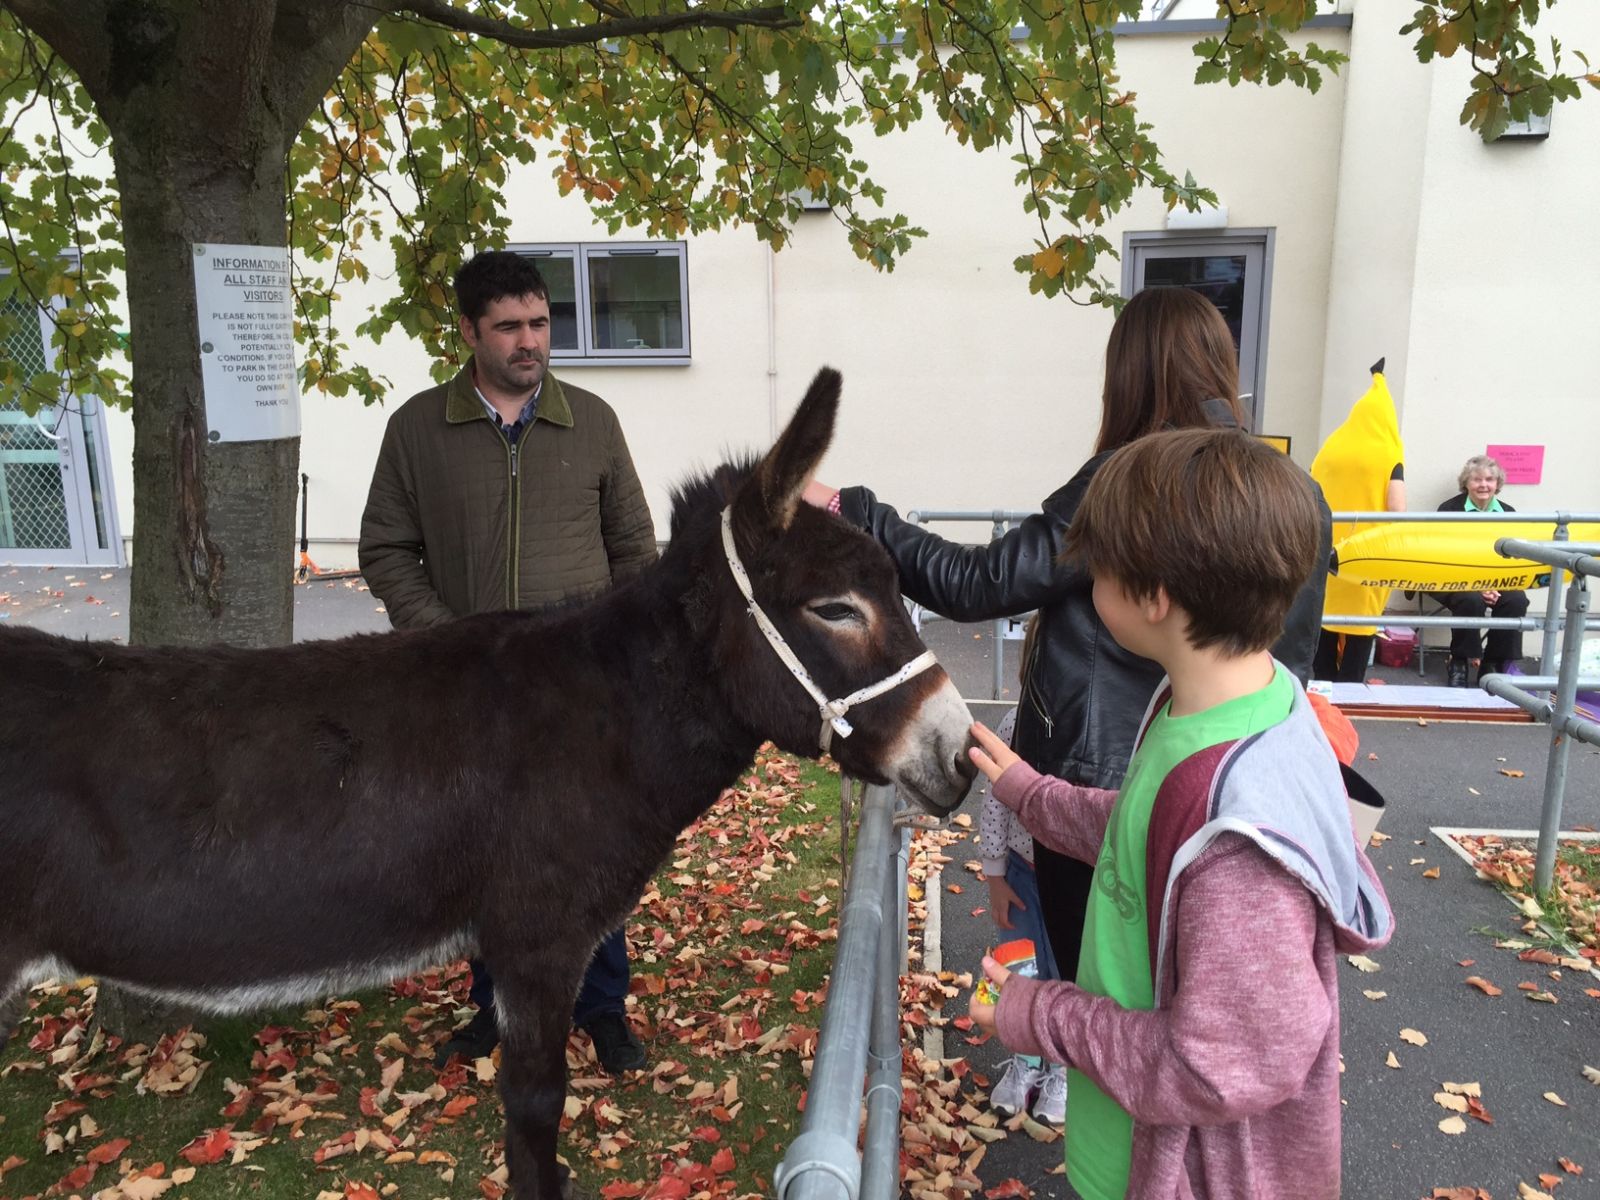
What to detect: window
<box><xmin>1123</xmin><ymin>229</ymin><xmax>1274</xmax><ymax>431</ymax></box>
<box><xmin>510</xmin><ymin>241</ymin><xmax>690</xmax><ymax>366</ymax></box>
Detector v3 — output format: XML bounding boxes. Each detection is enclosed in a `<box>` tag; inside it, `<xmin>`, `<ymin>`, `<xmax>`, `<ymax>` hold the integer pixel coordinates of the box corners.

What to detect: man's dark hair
<box><xmin>453</xmin><ymin>251</ymin><xmax>549</xmax><ymax>325</ymax></box>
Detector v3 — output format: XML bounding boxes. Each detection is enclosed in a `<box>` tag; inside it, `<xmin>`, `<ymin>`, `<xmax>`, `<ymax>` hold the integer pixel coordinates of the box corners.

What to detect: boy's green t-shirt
<box><xmin>1065</xmin><ymin>663</ymin><xmax>1296</xmax><ymax>1200</ymax></box>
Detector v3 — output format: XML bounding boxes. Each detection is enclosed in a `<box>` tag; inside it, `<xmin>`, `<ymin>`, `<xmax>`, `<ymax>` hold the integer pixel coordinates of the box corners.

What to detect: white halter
<box><xmin>721</xmin><ymin>507</ymin><xmax>939</xmax><ymax>755</ymax></box>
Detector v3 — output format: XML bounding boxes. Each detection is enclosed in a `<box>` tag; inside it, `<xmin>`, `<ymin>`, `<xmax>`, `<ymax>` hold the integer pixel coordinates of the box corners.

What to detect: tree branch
<box><xmin>0</xmin><ymin>0</ymin><xmax>113</xmax><ymax>100</ymax></box>
<box><xmin>385</xmin><ymin>0</ymin><xmax>801</xmax><ymax>50</ymax></box>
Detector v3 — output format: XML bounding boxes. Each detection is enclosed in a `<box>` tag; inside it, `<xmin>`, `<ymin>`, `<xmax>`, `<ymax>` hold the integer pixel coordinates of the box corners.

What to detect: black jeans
<box><xmin>1314</xmin><ymin>630</ymin><xmax>1375</xmax><ymax>682</ymax></box>
<box><xmin>1433</xmin><ymin>589</ymin><xmax>1529</xmax><ymax>662</ymax></box>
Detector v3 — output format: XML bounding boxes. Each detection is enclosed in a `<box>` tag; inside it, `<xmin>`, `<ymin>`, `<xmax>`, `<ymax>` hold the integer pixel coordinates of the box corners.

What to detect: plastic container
<box><xmin>1375</xmin><ymin>627</ymin><xmax>1417</xmax><ymax>668</ymax></box>
<box><xmin>974</xmin><ymin>938</ymin><xmax>1038</xmax><ymax>1005</ymax></box>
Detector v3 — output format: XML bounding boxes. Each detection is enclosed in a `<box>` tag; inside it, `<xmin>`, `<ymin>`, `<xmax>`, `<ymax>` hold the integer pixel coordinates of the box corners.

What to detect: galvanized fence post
<box><xmin>775</xmin><ymin>782</ymin><xmax>901</xmax><ymax>1200</ymax></box>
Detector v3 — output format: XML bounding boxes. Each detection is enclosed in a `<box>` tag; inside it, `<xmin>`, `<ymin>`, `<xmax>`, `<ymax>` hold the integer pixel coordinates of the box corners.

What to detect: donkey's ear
<box><xmin>740</xmin><ymin>367</ymin><xmax>841</xmax><ymax>533</ymax></box>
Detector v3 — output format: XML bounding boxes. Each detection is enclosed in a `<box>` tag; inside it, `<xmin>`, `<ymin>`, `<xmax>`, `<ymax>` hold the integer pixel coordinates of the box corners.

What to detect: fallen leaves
<box><xmin>1438</xmin><ymin>1115</ymin><xmax>1467</xmax><ymax>1135</ymax></box>
<box><xmin>1543</xmin><ymin>1091</ymin><xmax>1566</xmax><ymax>1106</ymax></box>
<box><xmin>1464</xmin><ymin>976</ymin><xmax>1503</xmax><ymax>996</ymax></box>
<box><xmin>1347</xmin><ymin>954</ymin><xmax>1382</xmax><ymax>973</ymax></box>
<box><xmin>1400</xmin><ymin>1028</ymin><xmax>1429</xmax><ymax>1047</ymax></box>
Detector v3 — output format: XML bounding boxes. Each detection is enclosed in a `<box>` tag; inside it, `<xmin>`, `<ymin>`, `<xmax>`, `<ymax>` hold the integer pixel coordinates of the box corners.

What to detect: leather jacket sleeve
<box><xmin>835</xmin><ymin>483</ymin><xmax>1087</xmax><ymax>621</ymax></box>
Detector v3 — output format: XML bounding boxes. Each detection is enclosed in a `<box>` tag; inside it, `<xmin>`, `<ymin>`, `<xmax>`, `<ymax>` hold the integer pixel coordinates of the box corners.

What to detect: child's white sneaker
<box><xmin>1032</xmin><ymin>1064</ymin><xmax>1067</xmax><ymax>1126</ymax></box>
<box><xmin>990</xmin><ymin>1056</ymin><xmax>1043</xmax><ymax>1116</ymax></box>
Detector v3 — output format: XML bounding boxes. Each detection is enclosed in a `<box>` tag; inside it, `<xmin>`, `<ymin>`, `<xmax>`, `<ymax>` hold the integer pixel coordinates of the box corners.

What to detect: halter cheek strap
<box><xmin>721</xmin><ymin>507</ymin><xmax>939</xmax><ymax>754</ymax></box>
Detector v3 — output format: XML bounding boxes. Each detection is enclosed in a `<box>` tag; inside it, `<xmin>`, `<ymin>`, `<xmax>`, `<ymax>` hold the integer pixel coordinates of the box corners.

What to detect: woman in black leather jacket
<box><xmin>808</xmin><ymin>287</ymin><xmax>1331</xmax><ymax>979</ymax></box>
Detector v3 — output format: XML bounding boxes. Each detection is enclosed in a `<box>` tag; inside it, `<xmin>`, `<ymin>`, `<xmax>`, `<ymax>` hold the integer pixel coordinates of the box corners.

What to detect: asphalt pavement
<box><xmin>4</xmin><ymin>566</ymin><xmax>1598</xmax><ymax>1199</ymax></box>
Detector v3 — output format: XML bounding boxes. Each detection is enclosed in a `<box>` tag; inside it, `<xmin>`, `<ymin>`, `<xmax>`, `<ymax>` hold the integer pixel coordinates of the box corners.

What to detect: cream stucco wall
<box><xmin>1321</xmin><ymin>5</ymin><xmax>1600</xmax><ymax>521</ymax></box>
<box><xmin>100</xmin><ymin>22</ymin><xmax>1351</xmax><ymax>567</ymax></box>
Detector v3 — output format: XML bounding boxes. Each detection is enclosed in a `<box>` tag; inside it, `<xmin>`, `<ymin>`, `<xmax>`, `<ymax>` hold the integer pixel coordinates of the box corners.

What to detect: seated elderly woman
<box><xmin>1434</xmin><ymin>455</ymin><xmax>1528</xmax><ymax>687</ymax></box>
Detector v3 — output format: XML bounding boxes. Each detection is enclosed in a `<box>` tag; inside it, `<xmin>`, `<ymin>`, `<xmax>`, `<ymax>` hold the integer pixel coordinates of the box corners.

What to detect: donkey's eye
<box><xmin>809</xmin><ymin>602</ymin><xmax>860</xmax><ymax>623</ymax></box>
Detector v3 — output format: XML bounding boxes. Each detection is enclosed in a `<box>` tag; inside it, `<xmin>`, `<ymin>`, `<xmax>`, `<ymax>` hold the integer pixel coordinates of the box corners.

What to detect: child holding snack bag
<box><xmin>977</xmin><ymin>705</ymin><xmax>1067</xmax><ymax>1124</ymax></box>
<box><xmin>968</xmin><ymin>428</ymin><xmax>1393</xmax><ymax>1200</ymax></box>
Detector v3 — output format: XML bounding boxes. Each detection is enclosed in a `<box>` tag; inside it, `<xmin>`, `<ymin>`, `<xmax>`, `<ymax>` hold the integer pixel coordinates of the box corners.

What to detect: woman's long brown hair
<box><xmin>1094</xmin><ymin>287</ymin><xmax>1245</xmax><ymax>455</ymax></box>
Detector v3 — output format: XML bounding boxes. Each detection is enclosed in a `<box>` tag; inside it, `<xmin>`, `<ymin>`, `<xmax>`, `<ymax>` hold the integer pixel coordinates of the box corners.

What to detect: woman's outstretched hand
<box><xmin>801</xmin><ymin>480</ymin><xmax>838</xmax><ymax>510</ymax></box>
<box><xmin>968</xmin><ymin>721</ymin><xmax>1020</xmax><ymax>783</ymax></box>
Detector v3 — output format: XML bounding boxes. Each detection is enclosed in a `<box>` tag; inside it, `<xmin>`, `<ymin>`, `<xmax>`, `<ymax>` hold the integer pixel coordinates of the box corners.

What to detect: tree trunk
<box><xmin>117</xmin><ymin>121</ymin><xmax>299</xmax><ymax>650</ymax></box>
<box><xmin>97</xmin><ymin>33</ymin><xmax>301</xmax><ymax>1035</ymax></box>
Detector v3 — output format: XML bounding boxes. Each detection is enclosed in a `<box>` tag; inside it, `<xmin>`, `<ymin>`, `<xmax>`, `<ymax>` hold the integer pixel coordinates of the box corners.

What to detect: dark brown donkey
<box><xmin>0</xmin><ymin>368</ymin><xmax>975</xmax><ymax>1199</ymax></box>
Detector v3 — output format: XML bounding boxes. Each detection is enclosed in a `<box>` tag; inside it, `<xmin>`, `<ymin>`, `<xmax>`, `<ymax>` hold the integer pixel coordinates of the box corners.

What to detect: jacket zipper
<box><xmin>1022</xmin><ymin>629</ymin><xmax>1053</xmax><ymax>736</ymax></box>
<box><xmin>504</xmin><ymin>429</ymin><xmax>520</xmax><ymax>610</ymax></box>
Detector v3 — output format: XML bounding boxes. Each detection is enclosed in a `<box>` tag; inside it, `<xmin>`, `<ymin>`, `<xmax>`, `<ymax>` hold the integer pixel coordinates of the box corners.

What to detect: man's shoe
<box><xmin>1032</xmin><ymin>1065</ymin><xmax>1067</xmax><ymax>1127</ymax></box>
<box><xmin>586</xmin><ymin>1011</ymin><xmax>646</xmax><ymax>1074</ymax></box>
<box><xmin>988</xmin><ymin>1056</ymin><xmax>1043</xmax><ymax>1117</ymax></box>
<box><xmin>434</xmin><ymin>1006</ymin><xmax>499</xmax><ymax>1068</ymax></box>
<box><xmin>1446</xmin><ymin>658</ymin><xmax>1470</xmax><ymax>689</ymax></box>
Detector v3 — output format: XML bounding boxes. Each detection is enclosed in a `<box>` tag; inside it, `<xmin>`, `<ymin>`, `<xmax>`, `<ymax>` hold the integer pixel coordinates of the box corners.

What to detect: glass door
<box><xmin>1124</xmin><ymin>231</ymin><xmax>1273</xmax><ymax>431</ymax></box>
<box><xmin>0</xmin><ymin>293</ymin><xmax>122</xmax><ymax>566</ymax></box>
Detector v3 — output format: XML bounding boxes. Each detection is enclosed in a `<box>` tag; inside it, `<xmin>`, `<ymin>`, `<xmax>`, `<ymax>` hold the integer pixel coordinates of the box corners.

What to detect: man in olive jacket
<box><xmin>359</xmin><ymin>251</ymin><xmax>657</xmax><ymax>1073</ymax></box>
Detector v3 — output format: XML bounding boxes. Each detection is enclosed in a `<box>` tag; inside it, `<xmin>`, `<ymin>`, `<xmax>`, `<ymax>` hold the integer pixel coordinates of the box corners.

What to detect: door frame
<box><xmin>1121</xmin><ymin>228</ymin><xmax>1276</xmax><ymax>432</ymax></box>
<box><xmin>0</xmin><ymin>290</ymin><xmax>124</xmax><ymax>567</ymax></box>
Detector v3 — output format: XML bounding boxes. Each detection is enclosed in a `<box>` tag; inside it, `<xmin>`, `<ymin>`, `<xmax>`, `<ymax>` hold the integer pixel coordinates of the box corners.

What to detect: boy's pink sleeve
<box><xmin>993</xmin><ymin>836</ymin><xmax>1331</xmax><ymax>1127</ymax></box>
<box><xmin>991</xmin><ymin>762</ymin><xmax>1116</xmax><ymax>865</ymax></box>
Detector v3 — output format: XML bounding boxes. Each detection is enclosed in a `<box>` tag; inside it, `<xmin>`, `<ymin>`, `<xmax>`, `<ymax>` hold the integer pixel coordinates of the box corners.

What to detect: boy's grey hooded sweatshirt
<box><xmin>992</xmin><ymin>674</ymin><xmax>1394</xmax><ymax>1200</ymax></box>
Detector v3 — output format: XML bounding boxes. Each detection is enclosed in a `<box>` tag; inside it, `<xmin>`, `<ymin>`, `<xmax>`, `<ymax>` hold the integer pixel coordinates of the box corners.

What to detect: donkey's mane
<box><xmin>666</xmin><ymin>455</ymin><xmax>761</xmax><ymax>543</ymax></box>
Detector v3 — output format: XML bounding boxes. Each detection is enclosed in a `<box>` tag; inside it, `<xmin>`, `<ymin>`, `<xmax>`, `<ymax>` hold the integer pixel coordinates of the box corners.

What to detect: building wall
<box><xmin>99</xmin><ymin>23</ymin><xmax>1350</xmax><ymax>564</ymax></box>
<box><xmin>96</xmin><ymin>9</ymin><xmax>1596</xmax><ymax>582</ymax></box>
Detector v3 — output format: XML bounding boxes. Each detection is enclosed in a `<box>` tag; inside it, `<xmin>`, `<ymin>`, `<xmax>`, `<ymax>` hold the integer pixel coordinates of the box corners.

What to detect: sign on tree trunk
<box><xmin>192</xmin><ymin>243</ymin><xmax>299</xmax><ymax>444</ymax></box>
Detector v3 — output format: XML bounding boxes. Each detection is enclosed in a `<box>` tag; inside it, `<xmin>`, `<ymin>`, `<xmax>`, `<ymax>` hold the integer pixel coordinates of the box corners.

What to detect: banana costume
<box><xmin>1311</xmin><ymin>369</ymin><xmax>1404</xmax><ymax>635</ymax></box>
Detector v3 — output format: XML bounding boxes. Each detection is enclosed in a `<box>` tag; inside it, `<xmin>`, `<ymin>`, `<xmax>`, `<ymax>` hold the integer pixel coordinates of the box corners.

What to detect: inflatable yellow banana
<box><xmin>1331</xmin><ymin>521</ymin><xmax>1599</xmax><ymax>592</ymax></box>
<box><xmin>1312</xmin><ymin>369</ymin><xmax>1405</xmax><ymax>634</ymax></box>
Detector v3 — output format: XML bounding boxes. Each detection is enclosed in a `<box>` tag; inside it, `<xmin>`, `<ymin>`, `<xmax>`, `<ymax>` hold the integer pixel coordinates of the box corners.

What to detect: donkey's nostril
<box><xmin>953</xmin><ymin>746</ymin><xmax>977</xmax><ymax>783</ymax></box>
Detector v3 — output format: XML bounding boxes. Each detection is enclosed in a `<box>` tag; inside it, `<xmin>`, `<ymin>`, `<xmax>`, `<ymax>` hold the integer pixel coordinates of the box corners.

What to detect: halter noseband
<box><xmin>721</xmin><ymin>507</ymin><xmax>939</xmax><ymax>755</ymax></box>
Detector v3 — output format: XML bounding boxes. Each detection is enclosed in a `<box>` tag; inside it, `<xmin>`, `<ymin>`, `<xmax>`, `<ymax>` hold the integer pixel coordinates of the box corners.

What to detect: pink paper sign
<box><xmin>1485</xmin><ymin>443</ymin><xmax>1544</xmax><ymax>485</ymax></box>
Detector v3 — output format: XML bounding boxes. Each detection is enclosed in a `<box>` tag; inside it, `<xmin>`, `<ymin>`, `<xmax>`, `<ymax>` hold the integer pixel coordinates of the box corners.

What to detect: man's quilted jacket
<box><xmin>359</xmin><ymin>361</ymin><xmax>657</xmax><ymax>627</ymax></box>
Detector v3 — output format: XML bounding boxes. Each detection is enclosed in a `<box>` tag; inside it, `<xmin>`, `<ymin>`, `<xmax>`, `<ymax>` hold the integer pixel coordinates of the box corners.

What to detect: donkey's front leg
<box><xmin>495</xmin><ymin>970</ymin><xmax>580</xmax><ymax>1200</ymax></box>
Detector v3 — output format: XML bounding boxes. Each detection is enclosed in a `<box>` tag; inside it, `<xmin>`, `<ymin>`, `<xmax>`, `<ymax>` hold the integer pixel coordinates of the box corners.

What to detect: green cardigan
<box><xmin>358</xmin><ymin>362</ymin><xmax>657</xmax><ymax>627</ymax></box>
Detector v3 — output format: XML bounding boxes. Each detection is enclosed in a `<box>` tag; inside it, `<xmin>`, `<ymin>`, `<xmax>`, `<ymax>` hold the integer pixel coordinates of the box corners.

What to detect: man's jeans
<box><xmin>468</xmin><ymin>926</ymin><xmax>629</xmax><ymax>1028</ymax></box>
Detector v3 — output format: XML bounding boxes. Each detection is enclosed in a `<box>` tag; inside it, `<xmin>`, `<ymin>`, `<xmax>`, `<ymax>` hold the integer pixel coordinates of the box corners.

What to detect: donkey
<box><xmin>0</xmin><ymin>367</ymin><xmax>975</xmax><ymax>1199</ymax></box>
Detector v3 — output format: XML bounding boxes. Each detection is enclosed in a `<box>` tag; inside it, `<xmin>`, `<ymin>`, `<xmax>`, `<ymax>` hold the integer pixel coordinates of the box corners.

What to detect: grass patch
<box><xmin>1452</xmin><ymin>831</ymin><xmax>1600</xmax><ymax>952</ymax></box>
<box><xmin>0</xmin><ymin>750</ymin><xmax>849</xmax><ymax>1200</ymax></box>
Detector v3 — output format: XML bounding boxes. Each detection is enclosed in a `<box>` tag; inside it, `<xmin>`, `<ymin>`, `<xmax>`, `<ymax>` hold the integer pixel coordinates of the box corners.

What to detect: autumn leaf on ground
<box><xmin>1438</xmin><ymin>1115</ymin><xmax>1467</xmax><ymax>1135</ymax></box>
<box><xmin>984</xmin><ymin>1180</ymin><xmax>1031</xmax><ymax>1199</ymax></box>
<box><xmin>1465</xmin><ymin>976</ymin><xmax>1503</xmax><ymax>996</ymax></box>
<box><xmin>85</xmin><ymin>1138</ymin><xmax>132</xmax><ymax>1165</ymax></box>
<box><xmin>1516</xmin><ymin>1184</ymin><xmax>1554</xmax><ymax>1200</ymax></box>
<box><xmin>1500</xmin><ymin>768</ymin><xmax>1526</xmax><ymax>778</ymax></box>
<box><xmin>1584</xmin><ymin>1065</ymin><xmax>1600</xmax><ymax>1086</ymax></box>
<box><xmin>1385</xmin><ymin>1051</ymin><xmax>1401</xmax><ymax>1069</ymax></box>
<box><xmin>1558</xmin><ymin>1157</ymin><xmax>1583</xmax><ymax>1174</ymax></box>
<box><xmin>1431</xmin><ymin>1189</ymin><xmax>1491</xmax><ymax>1199</ymax></box>
<box><xmin>1423</xmin><ymin>866</ymin><xmax>1441</xmax><ymax>879</ymax></box>
<box><xmin>1400</xmin><ymin>1028</ymin><xmax>1428</xmax><ymax>1046</ymax></box>
<box><xmin>1543</xmin><ymin>1091</ymin><xmax>1566</xmax><ymax>1106</ymax></box>
<box><xmin>1362</xmin><ymin>989</ymin><xmax>1387</xmax><ymax>1000</ymax></box>
<box><xmin>1441</xmin><ymin>1081</ymin><xmax>1482</xmax><ymax>1097</ymax></box>
<box><xmin>177</xmin><ymin>1127</ymin><xmax>233</xmax><ymax>1166</ymax></box>
<box><xmin>1347</xmin><ymin>954</ymin><xmax>1381</xmax><ymax>973</ymax></box>
<box><xmin>1434</xmin><ymin>1091</ymin><xmax>1468</xmax><ymax>1113</ymax></box>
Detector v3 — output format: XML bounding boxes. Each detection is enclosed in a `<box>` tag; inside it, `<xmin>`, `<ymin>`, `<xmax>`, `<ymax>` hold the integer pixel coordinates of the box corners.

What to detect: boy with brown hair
<box><xmin>968</xmin><ymin>427</ymin><xmax>1393</xmax><ymax>1200</ymax></box>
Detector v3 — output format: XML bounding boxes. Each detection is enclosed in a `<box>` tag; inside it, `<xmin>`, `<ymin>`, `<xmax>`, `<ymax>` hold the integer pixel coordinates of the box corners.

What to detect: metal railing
<box><xmin>903</xmin><ymin>508</ymin><xmax>1600</xmax><ymax>693</ymax></box>
<box><xmin>1478</xmin><ymin>538</ymin><xmax>1600</xmax><ymax>894</ymax></box>
<box><xmin>774</xmin><ymin>781</ymin><xmax>913</xmax><ymax>1200</ymax></box>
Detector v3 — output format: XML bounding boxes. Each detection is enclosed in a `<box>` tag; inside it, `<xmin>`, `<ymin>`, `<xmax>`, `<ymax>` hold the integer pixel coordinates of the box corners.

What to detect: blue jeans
<box><xmin>1005</xmin><ymin>850</ymin><xmax>1060</xmax><ymax>983</ymax></box>
<box><xmin>468</xmin><ymin>926</ymin><xmax>629</xmax><ymax>1029</ymax></box>
<box><xmin>1004</xmin><ymin>850</ymin><xmax>1060</xmax><ymax>1069</ymax></box>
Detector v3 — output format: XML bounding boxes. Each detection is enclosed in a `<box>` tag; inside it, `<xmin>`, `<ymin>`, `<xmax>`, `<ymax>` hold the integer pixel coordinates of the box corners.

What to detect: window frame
<box><xmin>1121</xmin><ymin>228</ymin><xmax>1275</xmax><ymax>432</ymax></box>
<box><xmin>509</xmin><ymin>240</ymin><xmax>691</xmax><ymax>367</ymax></box>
